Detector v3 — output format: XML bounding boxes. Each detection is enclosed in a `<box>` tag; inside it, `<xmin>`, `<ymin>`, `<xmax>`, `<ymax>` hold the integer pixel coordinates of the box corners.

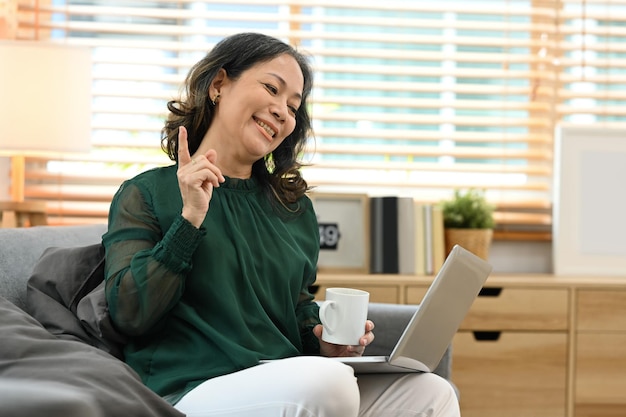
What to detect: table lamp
<box><xmin>0</xmin><ymin>40</ymin><xmax>92</xmax><ymax>202</ymax></box>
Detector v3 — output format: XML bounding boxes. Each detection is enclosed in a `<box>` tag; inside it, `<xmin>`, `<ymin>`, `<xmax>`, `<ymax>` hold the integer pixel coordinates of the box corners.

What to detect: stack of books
<box><xmin>369</xmin><ymin>196</ymin><xmax>445</xmax><ymax>276</ymax></box>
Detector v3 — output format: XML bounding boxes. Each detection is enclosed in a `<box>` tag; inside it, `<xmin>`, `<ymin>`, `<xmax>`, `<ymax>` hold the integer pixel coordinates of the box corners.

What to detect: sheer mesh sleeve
<box><xmin>296</xmin><ymin>274</ymin><xmax>321</xmax><ymax>355</ymax></box>
<box><xmin>103</xmin><ymin>181</ymin><xmax>205</xmax><ymax>336</ymax></box>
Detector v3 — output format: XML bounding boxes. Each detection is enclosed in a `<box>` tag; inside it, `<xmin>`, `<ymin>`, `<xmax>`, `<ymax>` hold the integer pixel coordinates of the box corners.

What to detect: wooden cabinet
<box><xmin>408</xmin><ymin>283</ymin><xmax>569</xmax><ymax>416</ymax></box>
<box><xmin>575</xmin><ymin>290</ymin><xmax>626</xmax><ymax>417</ymax></box>
<box><xmin>451</xmin><ymin>286</ymin><xmax>569</xmax><ymax>417</ymax></box>
<box><xmin>453</xmin><ymin>332</ymin><xmax>568</xmax><ymax>417</ymax></box>
<box><xmin>314</xmin><ymin>273</ymin><xmax>626</xmax><ymax>417</ymax></box>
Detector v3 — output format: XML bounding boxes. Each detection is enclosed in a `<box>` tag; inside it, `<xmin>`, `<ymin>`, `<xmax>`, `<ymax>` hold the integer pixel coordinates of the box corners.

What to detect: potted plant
<box><xmin>440</xmin><ymin>188</ymin><xmax>495</xmax><ymax>260</ymax></box>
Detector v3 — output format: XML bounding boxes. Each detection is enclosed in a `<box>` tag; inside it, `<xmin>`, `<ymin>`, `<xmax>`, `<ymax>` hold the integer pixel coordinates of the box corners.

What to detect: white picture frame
<box><xmin>553</xmin><ymin>125</ymin><xmax>626</xmax><ymax>276</ymax></box>
<box><xmin>309</xmin><ymin>193</ymin><xmax>370</xmax><ymax>273</ymax></box>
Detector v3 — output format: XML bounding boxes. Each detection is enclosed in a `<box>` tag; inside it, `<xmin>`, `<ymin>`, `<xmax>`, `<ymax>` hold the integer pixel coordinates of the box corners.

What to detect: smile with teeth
<box><xmin>255</xmin><ymin>118</ymin><xmax>276</xmax><ymax>138</ymax></box>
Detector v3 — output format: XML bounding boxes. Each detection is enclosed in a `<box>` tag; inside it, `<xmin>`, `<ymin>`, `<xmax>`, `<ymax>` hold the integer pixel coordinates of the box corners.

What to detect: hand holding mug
<box><xmin>315</xmin><ymin>288</ymin><xmax>374</xmax><ymax>357</ymax></box>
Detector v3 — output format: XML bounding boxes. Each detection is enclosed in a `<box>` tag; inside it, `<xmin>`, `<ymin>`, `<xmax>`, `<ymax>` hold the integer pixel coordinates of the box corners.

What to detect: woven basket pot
<box><xmin>444</xmin><ymin>228</ymin><xmax>493</xmax><ymax>261</ymax></box>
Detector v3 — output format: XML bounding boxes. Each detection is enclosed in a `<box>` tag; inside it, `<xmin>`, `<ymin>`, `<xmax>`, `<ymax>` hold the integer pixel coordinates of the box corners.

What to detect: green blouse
<box><xmin>102</xmin><ymin>164</ymin><xmax>321</xmax><ymax>404</ymax></box>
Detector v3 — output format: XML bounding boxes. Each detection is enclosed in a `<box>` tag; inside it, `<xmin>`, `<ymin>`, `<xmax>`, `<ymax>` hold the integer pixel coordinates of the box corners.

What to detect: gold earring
<box><xmin>211</xmin><ymin>94</ymin><xmax>220</xmax><ymax>106</ymax></box>
<box><xmin>265</xmin><ymin>153</ymin><xmax>275</xmax><ymax>174</ymax></box>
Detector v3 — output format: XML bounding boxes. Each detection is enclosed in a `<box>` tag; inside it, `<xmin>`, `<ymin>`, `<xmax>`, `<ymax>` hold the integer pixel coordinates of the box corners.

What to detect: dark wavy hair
<box><xmin>161</xmin><ymin>32</ymin><xmax>314</xmax><ymax>210</ymax></box>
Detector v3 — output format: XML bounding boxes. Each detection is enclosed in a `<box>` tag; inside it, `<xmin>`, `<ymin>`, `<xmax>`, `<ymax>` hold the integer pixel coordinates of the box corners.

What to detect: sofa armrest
<box><xmin>366</xmin><ymin>302</ymin><xmax>452</xmax><ymax>382</ymax></box>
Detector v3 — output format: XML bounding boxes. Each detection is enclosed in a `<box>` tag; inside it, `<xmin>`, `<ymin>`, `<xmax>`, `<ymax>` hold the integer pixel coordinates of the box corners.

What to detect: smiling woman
<box><xmin>159</xmin><ymin>32</ymin><xmax>313</xmax><ymax>210</ymax></box>
<box><xmin>199</xmin><ymin>54</ymin><xmax>304</xmax><ymax>169</ymax></box>
<box><xmin>100</xmin><ymin>32</ymin><xmax>460</xmax><ymax>417</ymax></box>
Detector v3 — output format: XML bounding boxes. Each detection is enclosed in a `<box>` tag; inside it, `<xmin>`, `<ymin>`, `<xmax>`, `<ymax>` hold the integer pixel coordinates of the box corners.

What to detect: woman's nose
<box><xmin>270</xmin><ymin>101</ymin><xmax>286</xmax><ymax>122</ymax></box>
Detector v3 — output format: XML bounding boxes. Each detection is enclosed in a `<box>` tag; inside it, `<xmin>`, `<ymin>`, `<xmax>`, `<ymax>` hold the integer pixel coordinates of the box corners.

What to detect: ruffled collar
<box><xmin>220</xmin><ymin>176</ymin><xmax>258</xmax><ymax>191</ymax></box>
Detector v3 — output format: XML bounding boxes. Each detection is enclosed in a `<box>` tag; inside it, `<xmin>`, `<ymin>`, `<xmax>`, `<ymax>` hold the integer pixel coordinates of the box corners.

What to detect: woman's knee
<box><xmin>175</xmin><ymin>356</ymin><xmax>360</xmax><ymax>417</ymax></box>
<box><xmin>399</xmin><ymin>373</ymin><xmax>460</xmax><ymax>416</ymax></box>
<box><xmin>358</xmin><ymin>371</ymin><xmax>460</xmax><ymax>417</ymax></box>
<box><xmin>285</xmin><ymin>356</ymin><xmax>360</xmax><ymax>417</ymax></box>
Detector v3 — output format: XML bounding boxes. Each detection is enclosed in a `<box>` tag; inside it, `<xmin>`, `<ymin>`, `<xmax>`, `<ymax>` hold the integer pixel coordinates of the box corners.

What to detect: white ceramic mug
<box><xmin>319</xmin><ymin>288</ymin><xmax>369</xmax><ymax>345</ymax></box>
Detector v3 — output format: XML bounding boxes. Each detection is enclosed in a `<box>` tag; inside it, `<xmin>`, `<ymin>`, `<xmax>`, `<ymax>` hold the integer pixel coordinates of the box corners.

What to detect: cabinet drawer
<box><xmin>408</xmin><ymin>286</ymin><xmax>569</xmax><ymax>330</ymax></box>
<box><xmin>453</xmin><ymin>331</ymin><xmax>568</xmax><ymax>417</ymax></box>
<box><xmin>406</xmin><ymin>285</ymin><xmax>430</xmax><ymax>304</ymax></box>
<box><xmin>577</xmin><ymin>290</ymin><xmax>626</xmax><ymax>331</ymax></box>
<box><xmin>313</xmin><ymin>285</ymin><xmax>399</xmax><ymax>304</ymax></box>
<box><xmin>576</xmin><ymin>333</ymin><xmax>626</xmax><ymax>415</ymax></box>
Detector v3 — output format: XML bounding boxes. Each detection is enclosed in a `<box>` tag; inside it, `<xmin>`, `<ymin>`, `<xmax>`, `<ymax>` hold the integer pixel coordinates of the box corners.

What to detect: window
<box><xmin>14</xmin><ymin>0</ymin><xmax>623</xmax><ymax>240</ymax></box>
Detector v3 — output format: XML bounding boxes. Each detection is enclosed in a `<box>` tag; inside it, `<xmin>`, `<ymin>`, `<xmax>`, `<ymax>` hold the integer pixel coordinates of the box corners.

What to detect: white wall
<box><xmin>488</xmin><ymin>240</ymin><xmax>552</xmax><ymax>274</ymax></box>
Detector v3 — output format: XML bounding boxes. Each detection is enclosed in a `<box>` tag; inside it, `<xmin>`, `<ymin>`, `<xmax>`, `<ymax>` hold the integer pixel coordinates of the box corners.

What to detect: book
<box><xmin>423</xmin><ymin>204</ymin><xmax>434</xmax><ymax>274</ymax></box>
<box><xmin>398</xmin><ymin>197</ymin><xmax>416</xmax><ymax>275</ymax></box>
<box><xmin>370</xmin><ymin>196</ymin><xmax>399</xmax><ymax>274</ymax></box>
<box><xmin>370</xmin><ymin>197</ymin><xmax>384</xmax><ymax>274</ymax></box>
<box><xmin>431</xmin><ymin>205</ymin><xmax>446</xmax><ymax>274</ymax></box>
<box><xmin>413</xmin><ymin>201</ymin><xmax>427</xmax><ymax>275</ymax></box>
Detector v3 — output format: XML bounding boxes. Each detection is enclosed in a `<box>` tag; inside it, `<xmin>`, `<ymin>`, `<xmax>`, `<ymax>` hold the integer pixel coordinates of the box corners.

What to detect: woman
<box><xmin>103</xmin><ymin>32</ymin><xmax>460</xmax><ymax>417</ymax></box>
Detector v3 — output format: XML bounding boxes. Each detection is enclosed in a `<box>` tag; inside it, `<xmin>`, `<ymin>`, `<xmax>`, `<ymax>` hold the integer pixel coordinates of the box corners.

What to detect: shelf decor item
<box><xmin>309</xmin><ymin>193</ymin><xmax>370</xmax><ymax>273</ymax></box>
<box><xmin>440</xmin><ymin>188</ymin><xmax>495</xmax><ymax>261</ymax></box>
<box><xmin>553</xmin><ymin>125</ymin><xmax>626</xmax><ymax>275</ymax></box>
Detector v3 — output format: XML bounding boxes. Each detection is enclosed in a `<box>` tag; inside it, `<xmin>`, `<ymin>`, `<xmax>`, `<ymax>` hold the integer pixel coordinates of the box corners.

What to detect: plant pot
<box><xmin>444</xmin><ymin>228</ymin><xmax>493</xmax><ymax>261</ymax></box>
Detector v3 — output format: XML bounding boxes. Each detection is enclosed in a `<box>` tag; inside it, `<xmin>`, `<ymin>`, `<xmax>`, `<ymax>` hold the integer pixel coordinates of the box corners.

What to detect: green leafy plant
<box><xmin>441</xmin><ymin>188</ymin><xmax>495</xmax><ymax>229</ymax></box>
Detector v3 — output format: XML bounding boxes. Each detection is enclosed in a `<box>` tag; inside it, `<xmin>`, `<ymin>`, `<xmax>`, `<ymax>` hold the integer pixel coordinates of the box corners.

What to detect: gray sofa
<box><xmin>0</xmin><ymin>224</ymin><xmax>454</xmax><ymax>416</ymax></box>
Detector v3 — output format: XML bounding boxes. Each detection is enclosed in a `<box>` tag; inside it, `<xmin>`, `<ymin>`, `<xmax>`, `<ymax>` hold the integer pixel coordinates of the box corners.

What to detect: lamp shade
<box><xmin>0</xmin><ymin>41</ymin><xmax>92</xmax><ymax>153</ymax></box>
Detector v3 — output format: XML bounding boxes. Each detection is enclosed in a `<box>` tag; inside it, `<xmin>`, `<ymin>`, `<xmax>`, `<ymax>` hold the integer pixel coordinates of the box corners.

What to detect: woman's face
<box><xmin>210</xmin><ymin>54</ymin><xmax>304</xmax><ymax>166</ymax></box>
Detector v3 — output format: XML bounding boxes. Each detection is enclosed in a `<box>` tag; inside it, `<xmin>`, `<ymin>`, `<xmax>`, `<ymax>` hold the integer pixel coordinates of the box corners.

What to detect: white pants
<box><xmin>175</xmin><ymin>356</ymin><xmax>460</xmax><ymax>417</ymax></box>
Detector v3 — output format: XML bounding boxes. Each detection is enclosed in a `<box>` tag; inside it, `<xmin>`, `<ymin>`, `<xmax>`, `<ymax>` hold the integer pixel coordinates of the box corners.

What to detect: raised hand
<box><xmin>177</xmin><ymin>126</ymin><xmax>225</xmax><ymax>227</ymax></box>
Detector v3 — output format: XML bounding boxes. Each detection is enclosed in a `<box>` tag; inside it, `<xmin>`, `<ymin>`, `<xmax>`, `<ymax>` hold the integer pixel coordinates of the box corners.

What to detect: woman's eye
<box><xmin>263</xmin><ymin>82</ymin><xmax>298</xmax><ymax>115</ymax></box>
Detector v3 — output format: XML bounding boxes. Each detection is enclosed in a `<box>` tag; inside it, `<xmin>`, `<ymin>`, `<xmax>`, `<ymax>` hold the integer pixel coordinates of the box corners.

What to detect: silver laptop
<box><xmin>334</xmin><ymin>244</ymin><xmax>492</xmax><ymax>374</ymax></box>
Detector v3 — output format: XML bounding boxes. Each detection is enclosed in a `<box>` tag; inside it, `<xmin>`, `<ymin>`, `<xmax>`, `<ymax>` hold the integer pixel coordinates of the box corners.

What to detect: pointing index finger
<box><xmin>177</xmin><ymin>126</ymin><xmax>191</xmax><ymax>165</ymax></box>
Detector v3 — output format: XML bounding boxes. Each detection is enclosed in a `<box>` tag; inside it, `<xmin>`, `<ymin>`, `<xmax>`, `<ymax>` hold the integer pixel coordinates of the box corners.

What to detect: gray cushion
<box><xmin>0</xmin><ymin>295</ymin><xmax>183</xmax><ymax>417</ymax></box>
<box><xmin>26</xmin><ymin>243</ymin><xmax>126</xmax><ymax>359</ymax></box>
